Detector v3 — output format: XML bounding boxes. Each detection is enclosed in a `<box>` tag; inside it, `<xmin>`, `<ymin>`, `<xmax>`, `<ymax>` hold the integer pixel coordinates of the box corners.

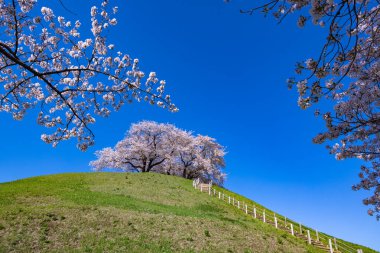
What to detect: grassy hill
<box><xmin>0</xmin><ymin>173</ymin><xmax>376</xmax><ymax>253</ymax></box>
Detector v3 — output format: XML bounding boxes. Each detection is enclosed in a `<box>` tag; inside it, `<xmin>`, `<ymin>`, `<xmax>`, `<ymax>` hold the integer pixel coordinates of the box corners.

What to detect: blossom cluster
<box><xmin>0</xmin><ymin>0</ymin><xmax>177</xmax><ymax>150</ymax></box>
<box><xmin>240</xmin><ymin>0</ymin><xmax>380</xmax><ymax>219</ymax></box>
<box><xmin>90</xmin><ymin>121</ymin><xmax>226</xmax><ymax>185</ymax></box>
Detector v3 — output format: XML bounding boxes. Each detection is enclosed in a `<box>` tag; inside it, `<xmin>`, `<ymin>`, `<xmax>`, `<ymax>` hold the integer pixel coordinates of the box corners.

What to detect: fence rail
<box><xmin>193</xmin><ymin>179</ymin><xmax>364</xmax><ymax>253</ymax></box>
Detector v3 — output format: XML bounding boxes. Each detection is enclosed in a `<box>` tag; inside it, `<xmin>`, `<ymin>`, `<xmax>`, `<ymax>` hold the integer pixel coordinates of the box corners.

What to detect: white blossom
<box><xmin>240</xmin><ymin>0</ymin><xmax>380</xmax><ymax>219</ymax></box>
<box><xmin>0</xmin><ymin>1</ymin><xmax>177</xmax><ymax>151</ymax></box>
<box><xmin>90</xmin><ymin>121</ymin><xmax>226</xmax><ymax>185</ymax></box>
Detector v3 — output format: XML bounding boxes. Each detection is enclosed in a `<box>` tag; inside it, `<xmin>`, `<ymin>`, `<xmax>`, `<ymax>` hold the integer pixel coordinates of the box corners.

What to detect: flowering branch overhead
<box><xmin>233</xmin><ymin>0</ymin><xmax>380</xmax><ymax>219</ymax></box>
<box><xmin>0</xmin><ymin>0</ymin><xmax>177</xmax><ymax>151</ymax></box>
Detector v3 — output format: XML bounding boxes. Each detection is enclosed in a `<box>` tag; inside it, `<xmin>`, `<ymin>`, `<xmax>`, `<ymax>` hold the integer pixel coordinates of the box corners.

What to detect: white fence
<box><xmin>193</xmin><ymin>179</ymin><xmax>364</xmax><ymax>253</ymax></box>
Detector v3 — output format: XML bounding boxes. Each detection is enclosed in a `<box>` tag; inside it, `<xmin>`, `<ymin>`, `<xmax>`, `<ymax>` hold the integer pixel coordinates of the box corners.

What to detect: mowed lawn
<box><xmin>0</xmin><ymin>173</ymin><xmax>375</xmax><ymax>253</ymax></box>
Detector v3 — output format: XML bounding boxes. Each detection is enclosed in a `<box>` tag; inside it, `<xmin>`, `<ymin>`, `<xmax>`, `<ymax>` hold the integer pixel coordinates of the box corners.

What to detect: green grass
<box><xmin>0</xmin><ymin>172</ymin><xmax>376</xmax><ymax>253</ymax></box>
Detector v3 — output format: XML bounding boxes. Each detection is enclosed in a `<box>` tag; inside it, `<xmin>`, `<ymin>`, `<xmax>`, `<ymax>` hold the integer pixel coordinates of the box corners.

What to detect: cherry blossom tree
<box><xmin>229</xmin><ymin>0</ymin><xmax>380</xmax><ymax>219</ymax></box>
<box><xmin>162</xmin><ymin>132</ymin><xmax>226</xmax><ymax>185</ymax></box>
<box><xmin>159</xmin><ymin>127</ymin><xmax>196</xmax><ymax>176</ymax></box>
<box><xmin>90</xmin><ymin>121</ymin><xmax>226</xmax><ymax>185</ymax></box>
<box><xmin>193</xmin><ymin>135</ymin><xmax>226</xmax><ymax>185</ymax></box>
<box><xmin>91</xmin><ymin>121</ymin><xmax>177</xmax><ymax>173</ymax></box>
<box><xmin>0</xmin><ymin>0</ymin><xmax>177</xmax><ymax>151</ymax></box>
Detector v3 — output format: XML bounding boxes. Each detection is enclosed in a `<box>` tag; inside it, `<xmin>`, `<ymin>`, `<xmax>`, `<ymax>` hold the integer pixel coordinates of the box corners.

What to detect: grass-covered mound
<box><xmin>0</xmin><ymin>173</ymin><xmax>376</xmax><ymax>253</ymax></box>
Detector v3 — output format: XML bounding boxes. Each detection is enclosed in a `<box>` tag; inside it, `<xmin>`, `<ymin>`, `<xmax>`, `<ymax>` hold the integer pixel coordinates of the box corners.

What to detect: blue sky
<box><xmin>1</xmin><ymin>0</ymin><xmax>379</xmax><ymax>250</ymax></box>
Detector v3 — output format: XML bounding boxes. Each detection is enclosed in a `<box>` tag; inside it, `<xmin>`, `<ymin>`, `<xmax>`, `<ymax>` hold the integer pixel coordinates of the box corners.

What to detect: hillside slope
<box><xmin>0</xmin><ymin>173</ymin><xmax>376</xmax><ymax>253</ymax></box>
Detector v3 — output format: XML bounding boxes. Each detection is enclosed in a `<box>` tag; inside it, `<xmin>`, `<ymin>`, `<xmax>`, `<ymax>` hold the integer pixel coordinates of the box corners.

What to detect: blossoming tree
<box><xmin>91</xmin><ymin>121</ymin><xmax>178</xmax><ymax>173</ymax></box>
<box><xmin>0</xmin><ymin>0</ymin><xmax>176</xmax><ymax>151</ymax></box>
<box><xmin>90</xmin><ymin>121</ymin><xmax>227</xmax><ymax>185</ymax></box>
<box><xmin>230</xmin><ymin>0</ymin><xmax>380</xmax><ymax>218</ymax></box>
<box><xmin>162</xmin><ymin>131</ymin><xmax>226</xmax><ymax>185</ymax></box>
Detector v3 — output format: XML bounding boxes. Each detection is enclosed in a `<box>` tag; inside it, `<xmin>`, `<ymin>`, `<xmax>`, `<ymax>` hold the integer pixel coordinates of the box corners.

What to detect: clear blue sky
<box><xmin>1</xmin><ymin>0</ymin><xmax>379</xmax><ymax>250</ymax></box>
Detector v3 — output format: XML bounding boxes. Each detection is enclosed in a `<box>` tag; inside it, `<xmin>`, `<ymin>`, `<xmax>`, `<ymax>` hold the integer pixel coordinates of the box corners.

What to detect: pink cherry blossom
<box><xmin>238</xmin><ymin>0</ymin><xmax>380</xmax><ymax>219</ymax></box>
<box><xmin>0</xmin><ymin>1</ymin><xmax>177</xmax><ymax>151</ymax></box>
<box><xmin>90</xmin><ymin>121</ymin><xmax>226</xmax><ymax>185</ymax></box>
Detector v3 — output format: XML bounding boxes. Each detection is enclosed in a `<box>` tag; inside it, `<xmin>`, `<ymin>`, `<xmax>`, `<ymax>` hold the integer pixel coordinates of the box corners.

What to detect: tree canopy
<box><xmin>90</xmin><ymin>121</ymin><xmax>226</xmax><ymax>185</ymax></box>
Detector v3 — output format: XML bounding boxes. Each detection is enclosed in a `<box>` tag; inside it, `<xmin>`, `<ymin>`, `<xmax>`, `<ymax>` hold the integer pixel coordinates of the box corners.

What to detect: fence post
<box><xmin>284</xmin><ymin>217</ymin><xmax>287</xmax><ymax>227</ymax></box>
<box><xmin>263</xmin><ymin>210</ymin><xmax>266</xmax><ymax>223</ymax></box>
<box><xmin>200</xmin><ymin>185</ymin><xmax>203</xmax><ymax>192</ymax></box>
<box><xmin>253</xmin><ymin>207</ymin><xmax>257</xmax><ymax>218</ymax></box>
<box><xmin>334</xmin><ymin>238</ymin><xmax>338</xmax><ymax>250</ymax></box>
<box><xmin>232</xmin><ymin>198</ymin><xmax>235</xmax><ymax>206</ymax></box>
<box><xmin>307</xmin><ymin>230</ymin><xmax>311</xmax><ymax>244</ymax></box>
<box><xmin>299</xmin><ymin>223</ymin><xmax>302</xmax><ymax>234</ymax></box>
<box><xmin>328</xmin><ymin>239</ymin><xmax>333</xmax><ymax>253</ymax></box>
<box><xmin>228</xmin><ymin>196</ymin><xmax>231</xmax><ymax>204</ymax></box>
<box><xmin>245</xmin><ymin>204</ymin><xmax>248</xmax><ymax>214</ymax></box>
<box><xmin>213</xmin><ymin>189</ymin><xmax>216</xmax><ymax>195</ymax></box>
<box><xmin>316</xmin><ymin>230</ymin><xmax>319</xmax><ymax>241</ymax></box>
<box><xmin>290</xmin><ymin>223</ymin><xmax>294</xmax><ymax>236</ymax></box>
<box><xmin>274</xmin><ymin>215</ymin><xmax>278</xmax><ymax>229</ymax></box>
<box><xmin>218</xmin><ymin>192</ymin><xmax>221</xmax><ymax>199</ymax></box>
<box><xmin>238</xmin><ymin>201</ymin><xmax>240</xmax><ymax>209</ymax></box>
